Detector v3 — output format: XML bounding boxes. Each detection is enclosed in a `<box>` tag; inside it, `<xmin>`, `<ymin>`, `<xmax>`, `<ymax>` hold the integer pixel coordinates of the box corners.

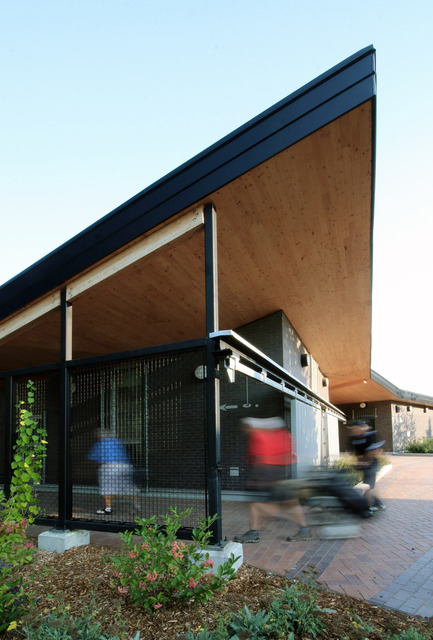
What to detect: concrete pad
<box><xmin>198</xmin><ymin>540</ymin><xmax>243</xmax><ymax>574</ymax></box>
<box><xmin>320</xmin><ymin>523</ymin><xmax>361</xmax><ymax>539</ymax></box>
<box><xmin>38</xmin><ymin>528</ymin><xmax>90</xmax><ymax>553</ymax></box>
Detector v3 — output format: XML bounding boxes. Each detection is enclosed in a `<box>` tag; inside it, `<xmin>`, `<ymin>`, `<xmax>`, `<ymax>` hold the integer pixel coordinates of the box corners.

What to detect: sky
<box><xmin>1</xmin><ymin>1</ymin><xmax>432</xmax><ymax>395</ymax></box>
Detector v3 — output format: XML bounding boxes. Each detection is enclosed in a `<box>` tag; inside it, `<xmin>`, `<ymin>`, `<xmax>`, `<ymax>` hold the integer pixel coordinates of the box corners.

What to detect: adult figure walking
<box><xmin>234</xmin><ymin>417</ymin><xmax>312</xmax><ymax>543</ymax></box>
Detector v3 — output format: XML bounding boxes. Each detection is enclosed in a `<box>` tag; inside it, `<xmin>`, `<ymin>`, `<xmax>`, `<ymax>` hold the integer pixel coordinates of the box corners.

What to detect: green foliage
<box><xmin>406</xmin><ymin>437</ymin><xmax>433</xmax><ymax>453</ymax></box>
<box><xmin>109</xmin><ymin>507</ymin><xmax>239</xmax><ymax>614</ymax></box>
<box><xmin>3</xmin><ymin>380</ymin><xmax>48</xmax><ymax>525</ymax></box>
<box><xmin>227</xmin><ymin>605</ymin><xmax>271</xmax><ymax>639</ymax></box>
<box><xmin>19</xmin><ymin>605</ymin><xmax>140</xmax><ymax>639</ymax></box>
<box><xmin>268</xmin><ymin>583</ymin><xmax>335</xmax><ymax>638</ymax></box>
<box><xmin>332</xmin><ymin>453</ymin><xmax>391</xmax><ymax>486</ymax></box>
<box><xmin>176</xmin><ymin>581</ymin><xmax>335</xmax><ymax>640</ymax></box>
<box><xmin>0</xmin><ymin>380</ymin><xmax>48</xmax><ymax>632</ymax></box>
<box><xmin>386</xmin><ymin>627</ymin><xmax>431</xmax><ymax>640</ymax></box>
<box><xmin>177</xmin><ymin>622</ymin><xmax>229</xmax><ymax>640</ymax></box>
<box><xmin>332</xmin><ymin>456</ymin><xmax>362</xmax><ymax>485</ymax></box>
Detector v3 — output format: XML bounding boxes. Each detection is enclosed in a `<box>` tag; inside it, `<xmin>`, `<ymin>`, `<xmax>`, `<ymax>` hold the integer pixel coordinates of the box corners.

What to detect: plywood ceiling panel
<box><xmin>0</xmin><ymin>103</ymin><xmax>376</xmax><ymax>407</ymax></box>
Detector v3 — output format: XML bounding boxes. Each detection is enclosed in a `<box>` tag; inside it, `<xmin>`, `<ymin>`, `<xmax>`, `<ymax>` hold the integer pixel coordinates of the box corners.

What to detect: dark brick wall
<box><xmin>236</xmin><ymin>310</ymin><xmax>310</xmax><ymax>386</ymax></box>
<box><xmin>336</xmin><ymin>402</ymin><xmax>392</xmax><ymax>452</ymax></box>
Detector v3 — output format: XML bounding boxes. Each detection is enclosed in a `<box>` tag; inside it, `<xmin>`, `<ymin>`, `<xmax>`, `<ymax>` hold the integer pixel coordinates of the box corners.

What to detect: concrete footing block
<box><xmin>38</xmin><ymin>528</ymin><xmax>90</xmax><ymax>553</ymax></box>
<box><xmin>199</xmin><ymin>540</ymin><xmax>243</xmax><ymax>574</ymax></box>
<box><xmin>320</xmin><ymin>523</ymin><xmax>361</xmax><ymax>539</ymax></box>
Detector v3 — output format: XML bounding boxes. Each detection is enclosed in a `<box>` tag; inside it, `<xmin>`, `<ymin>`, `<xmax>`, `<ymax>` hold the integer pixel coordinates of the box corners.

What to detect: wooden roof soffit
<box><xmin>0</xmin><ymin>207</ymin><xmax>204</xmax><ymax>342</ymax></box>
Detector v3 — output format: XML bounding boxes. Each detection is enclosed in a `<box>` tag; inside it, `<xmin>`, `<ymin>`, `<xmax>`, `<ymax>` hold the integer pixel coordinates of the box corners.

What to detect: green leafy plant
<box><xmin>406</xmin><ymin>437</ymin><xmax>433</xmax><ymax>453</ymax></box>
<box><xmin>109</xmin><ymin>507</ymin><xmax>239</xmax><ymax>613</ymax></box>
<box><xmin>267</xmin><ymin>582</ymin><xmax>335</xmax><ymax>638</ymax></box>
<box><xmin>177</xmin><ymin>622</ymin><xmax>229</xmax><ymax>640</ymax></box>
<box><xmin>0</xmin><ymin>380</ymin><xmax>48</xmax><ymax>632</ymax></box>
<box><xmin>227</xmin><ymin>604</ymin><xmax>271</xmax><ymax>640</ymax></box>
<box><xmin>3</xmin><ymin>380</ymin><xmax>48</xmax><ymax>525</ymax></box>
<box><xmin>19</xmin><ymin>605</ymin><xmax>140</xmax><ymax>639</ymax></box>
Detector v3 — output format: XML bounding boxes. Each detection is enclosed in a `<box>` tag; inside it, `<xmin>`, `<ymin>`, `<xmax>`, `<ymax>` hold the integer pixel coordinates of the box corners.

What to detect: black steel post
<box><xmin>204</xmin><ymin>203</ymin><xmax>222</xmax><ymax>544</ymax></box>
<box><xmin>58</xmin><ymin>289</ymin><xmax>71</xmax><ymax>529</ymax></box>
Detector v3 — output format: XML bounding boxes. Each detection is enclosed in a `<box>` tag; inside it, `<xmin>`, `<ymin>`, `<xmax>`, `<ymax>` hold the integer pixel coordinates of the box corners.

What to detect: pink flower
<box><xmin>117</xmin><ymin>587</ymin><xmax>128</xmax><ymax>594</ymax></box>
<box><xmin>203</xmin><ymin>559</ymin><xmax>214</xmax><ymax>568</ymax></box>
<box><xmin>188</xmin><ymin>578</ymin><xmax>198</xmax><ymax>588</ymax></box>
<box><xmin>146</xmin><ymin>570</ymin><xmax>158</xmax><ymax>581</ymax></box>
<box><xmin>128</xmin><ymin>550</ymin><xmax>138</xmax><ymax>558</ymax></box>
<box><xmin>141</xmin><ymin>543</ymin><xmax>150</xmax><ymax>551</ymax></box>
<box><xmin>139</xmin><ymin>581</ymin><xmax>146</xmax><ymax>589</ymax></box>
<box><xmin>24</xmin><ymin>543</ymin><xmax>33</xmax><ymax>549</ymax></box>
<box><xmin>153</xmin><ymin>603</ymin><xmax>162</xmax><ymax>609</ymax></box>
<box><xmin>112</xmin><ymin>570</ymin><xmax>120</xmax><ymax>578</ymax></box>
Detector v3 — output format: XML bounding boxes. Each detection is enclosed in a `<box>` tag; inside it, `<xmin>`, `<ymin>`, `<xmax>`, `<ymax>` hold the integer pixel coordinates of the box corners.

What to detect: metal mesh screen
<box><xmin>0</xmin><ymin>378</ymin><xmax>6</xmax><ymax>480</ymax></box>
<box><xmin>14</xmin><ymin>373</ymin><xmax>60</xmax><ymax>519</ymax></box>
<box><xmin>70</xmin><ymin>349</ymin><xmax>208</xmax><ymax>527</ymax></box>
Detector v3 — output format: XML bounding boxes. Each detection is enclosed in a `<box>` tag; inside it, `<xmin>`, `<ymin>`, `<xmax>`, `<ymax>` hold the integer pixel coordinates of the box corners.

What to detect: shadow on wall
<box><xmin>393</xmin><ymin>411</ymin><xmax>416</xmax><ymax>451</ymax></box>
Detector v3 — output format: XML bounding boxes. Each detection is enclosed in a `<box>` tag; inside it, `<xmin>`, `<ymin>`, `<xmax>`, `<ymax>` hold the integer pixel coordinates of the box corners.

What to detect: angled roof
<box><xmin>0</xmin><ymin>46</ymin><xmax>383</xmax><ymax>406</ymax></box>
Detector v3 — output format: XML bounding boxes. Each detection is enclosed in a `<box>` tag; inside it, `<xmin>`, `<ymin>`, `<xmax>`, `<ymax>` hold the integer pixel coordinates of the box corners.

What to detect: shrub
<box><xmin>109</xmin><ymin>507</ymin><xmax>239</xmax><ymax>613</ymax></box>
<box><xmin>332</xmin><ymin>453</ymin><xmax>391</xmax><ymax>486</ymax></box>
<box><xmin>332</xmin><ymin>456</ymin><xmax>362</xmax><ymax>485</ymax></box>
<box><xmin>406</xmin><ymin>437</ymin><xmax>433</xmax><ymax>454</ymax></box>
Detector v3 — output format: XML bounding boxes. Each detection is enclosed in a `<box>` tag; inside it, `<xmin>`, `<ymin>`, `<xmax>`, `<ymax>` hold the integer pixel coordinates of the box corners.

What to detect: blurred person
<box><xmin>234</xmin><ymin>417</ymin><xmax>312</xmax><ymax>543</ymax></box>
<box><xmin>347</xmin><ymin>420</ymin><xmax>386</xmax><ymax>511</ymax></box>
<box><xmin>88</xmin><ymin>428</ymin><xmax>137</xmax><ymax>515</ymax></box>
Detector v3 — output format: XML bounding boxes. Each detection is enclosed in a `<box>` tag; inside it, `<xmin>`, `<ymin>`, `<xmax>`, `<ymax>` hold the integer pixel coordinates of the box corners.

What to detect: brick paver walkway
<box><xmin>223</xmin><ymin>455</ymin><xmax>433</xmax><ymax>618</ymax></box>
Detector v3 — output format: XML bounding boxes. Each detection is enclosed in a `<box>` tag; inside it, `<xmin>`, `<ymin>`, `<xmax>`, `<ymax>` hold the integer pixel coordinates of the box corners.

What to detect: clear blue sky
<box><xmin>1</xmin><ymin>1</ymin><xmax>432</xmax><ymax>395</ymax></box>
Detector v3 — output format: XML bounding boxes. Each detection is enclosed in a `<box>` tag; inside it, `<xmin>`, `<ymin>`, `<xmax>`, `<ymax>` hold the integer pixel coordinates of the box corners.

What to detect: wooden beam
<box><xmin>0</xmin><ymin>292</ymin><xmax>61</xmax><ymax>341</ymax></box>
<box><xmin>204</xmin><ymin>203</ymin><xmax>218</xmax><ymax>335</ymax></box>
<box><xmin>66</xmin><ymin>207</ymin><xmax>204</xmax><ymax>301</ymax></box>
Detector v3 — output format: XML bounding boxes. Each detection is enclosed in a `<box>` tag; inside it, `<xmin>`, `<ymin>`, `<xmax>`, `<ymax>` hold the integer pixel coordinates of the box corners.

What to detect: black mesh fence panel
<box><xmin>14</xmin><ymin>373</ymin><xmax>60</xmax><ymax>519</ymax></box>
<box><xmin>0</xmin><ymin>378</ymin><xmax>6</xmax><ymax>494</ymax></box>
<box><xmin>69</xmin><ymin>349</ymin><xmax>208</xmax><ymax>528</ymax></box>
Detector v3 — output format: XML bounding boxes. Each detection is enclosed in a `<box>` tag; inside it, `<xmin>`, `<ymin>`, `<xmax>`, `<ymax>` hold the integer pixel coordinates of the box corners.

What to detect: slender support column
<box><xmin>204</xmin><ymin>203</ymin><xmax>222</xmax><ymax>543</ymax></box>
<box><xmin>58</xmin><ymin>289</ymin><xmax>72</xmax><ymax>529</ymax></box>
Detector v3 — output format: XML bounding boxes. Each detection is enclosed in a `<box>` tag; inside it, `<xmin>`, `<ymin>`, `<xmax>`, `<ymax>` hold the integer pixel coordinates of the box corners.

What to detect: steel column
<box><xmin>204</xmin><ymin>203</ymin><xmax>222</xmax><ymax>543</ymax></box>
<box><xmin>58</xmin><ymin>289</ymin><xmax>72</xmax><ymax>529</ymax></box>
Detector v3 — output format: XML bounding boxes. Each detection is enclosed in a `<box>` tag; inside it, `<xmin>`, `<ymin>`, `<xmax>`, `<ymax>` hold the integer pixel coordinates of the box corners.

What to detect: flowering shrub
<box><xmin>0</xmin><ymin>380</ymin><xmax>48</xmax><ymax>632</ymax></box>
<box><xmin>109</xmin><ymin>507</ymin><xmax>239</xmax><ymax>613</ymax></box>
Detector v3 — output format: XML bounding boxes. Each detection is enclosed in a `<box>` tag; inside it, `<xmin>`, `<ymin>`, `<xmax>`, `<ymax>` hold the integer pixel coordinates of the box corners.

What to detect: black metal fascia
<box><xmin>0</xmin><ymin>46</ymin><xmax>376</xmax><ymax>323</ymax></box>
<box><xmin>370</xmin><ymin>370</ymin><xmax>433</xmax><ymax>406</ymax></box>
<box><xmin>0</xmin><ymin>338</ymin><xmax>208</xmax><ymax>378</ymax></box>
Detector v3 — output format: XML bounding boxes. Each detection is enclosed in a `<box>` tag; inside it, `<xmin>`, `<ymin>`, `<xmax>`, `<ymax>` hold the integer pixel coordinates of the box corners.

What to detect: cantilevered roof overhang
<box><xmin>0</xmin><ymin>46</ymin><xmax>378</xmax><ymax>403</ymax></box>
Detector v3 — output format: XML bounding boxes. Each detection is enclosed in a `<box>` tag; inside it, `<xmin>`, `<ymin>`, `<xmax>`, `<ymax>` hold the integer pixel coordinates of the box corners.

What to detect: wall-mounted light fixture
<box><xmin>322</xmin><ymin>377</ymin><xmax>329</xmax><ymax>387</ymax></box>
<box><xmin>407</xmin><ymin>406</ymin><xmax>412</xmax><ymax>412</ymax></box>
<box><xmin>360</xmin><ymin>402</ymin><xmax>366</xmax><ymax>408</ymax></box>
<box><xmin>300</xmin><ymin>353</ymin><xmax>310</xmax><ymax>367</ymax></box>
<box><xmin>194</xmin><ymin>365</ymin><xmax>207</xmax><ymax>380</ymax></box>
<box><xmin>224</xmin><ymin>355</ymin><xmax>238</xmax><ymax>383</ymax></box>
<box><xmin>395</xmin><ymin>406</ymin><xmax>401</xmax><ymax>413</ymax></box>
<box><xmin>424</xmin><ymin>407</ymin><xmax>429</xmax><ymax>413</ymax></box>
